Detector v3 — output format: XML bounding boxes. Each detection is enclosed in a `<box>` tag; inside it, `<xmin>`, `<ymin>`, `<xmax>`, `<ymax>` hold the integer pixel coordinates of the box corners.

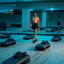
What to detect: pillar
<box><xmin>22</xmin><ymin>9</ymin><xmax>30</xmax><ymax>31</ymax></box>
<box><xmin>42</xmin><ymin>11</ymin><xmax>47</xmax><ymax>28</ymax></box>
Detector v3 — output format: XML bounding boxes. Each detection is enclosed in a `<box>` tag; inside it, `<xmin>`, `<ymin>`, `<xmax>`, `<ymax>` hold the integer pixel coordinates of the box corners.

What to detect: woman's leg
<box><xmin>58</xmin><ymin>25</ymin><xmax>60</xmax><ymax>32</ymax></box>
<box><xmin>33</xmin><ymin>28</ymin><xmax>37</xmax><ymax>43</ymax></box>
<box><xmin>34</xmin><ymin>28</ymin><xmax>37</xmax><ymax>40</ymax></box>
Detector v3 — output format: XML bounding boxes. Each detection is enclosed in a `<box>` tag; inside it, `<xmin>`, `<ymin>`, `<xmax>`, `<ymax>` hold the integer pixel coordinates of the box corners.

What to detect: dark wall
<box><xmin>0</xmin><ymin>0</ymin><xmax>16</xmax><ymax>2</ymax></box>
<box><xmin>0</xmin><ymin>13</ymin><xmax>22</xmax><ymax>27</ymax></box>
<box><xmin>47</xmin><ymin>10</ymin><xmax>64</xmax><ymax>28</ymax></box>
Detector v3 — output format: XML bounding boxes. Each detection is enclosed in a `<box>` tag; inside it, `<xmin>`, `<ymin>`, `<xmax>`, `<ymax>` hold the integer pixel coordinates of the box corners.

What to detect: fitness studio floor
<box><xmin>1</xmin><ymin>0</ymin><xmax>64</xmax><ymax>64</ymax></box>
<box><xmin>0</xmin><ymin>30</ymin><xmax>64</xmax><ymax>64</ymax></box>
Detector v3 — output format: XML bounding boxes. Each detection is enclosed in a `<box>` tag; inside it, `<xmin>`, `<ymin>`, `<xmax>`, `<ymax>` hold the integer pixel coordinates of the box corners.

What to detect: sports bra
<box><xmin>33</xmin><ymin>17</ymin><xmax>38</xmax><ymax>23</ymax></box>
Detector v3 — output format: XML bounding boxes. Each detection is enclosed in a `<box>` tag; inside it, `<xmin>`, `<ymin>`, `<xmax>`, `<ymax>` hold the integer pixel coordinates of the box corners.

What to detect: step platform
<box><xmin>23</xmin><ymin>35</ymin><xmax>34</xmax><ymax>40</ymax></box>
<box><xmin>26</xmin><ymin>34</ymin><xmax>33</xmax><ymax>36</ymax></box>
<box><xmin>51</xmin><ymin>28</ymin><xmax>57</xmax><ymax>32</ymax></box>
<box><xmin>35</xmin><ymin>41</ymin><xmax>50</xmax><ymax>51</ymax></box>
<box><xmin>22</xmin><ymin>31</ymin><xmax>27</xmax><ymax>32</ymax></box>
<box><xmin>51</xmin><ymin>36</ymin><xmax>61</xmax><ymax>42</ymax></box>
<box><xmin>0</xmin><ymin>34</ymin><xmax>11</xmax><ymax>39</ymax></box>
<box><xmin>0</xmin><ymin>39</ymin><xmax>16</xmax><ymax>47</ymax></box>
<box><xmin>28</xmin><ymin>30</ymin><xmax>33</xmax><ymax>32</ymax></box>
<box><xmin>46</xmin><ymin>28</ymin><xmax>56</xmax><ymax>32</ymax></box>
<box><xmin>2</xmin><ymin>51</ymin><xmax>30</xmax><ymax>64</ymax></box>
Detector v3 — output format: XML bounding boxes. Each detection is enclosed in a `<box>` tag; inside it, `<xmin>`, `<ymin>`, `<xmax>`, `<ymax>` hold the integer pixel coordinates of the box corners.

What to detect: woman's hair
<box><xmin>58</xmin><ymin>16</ymin><xmax>60</xmax><ymax>18</ymax></box>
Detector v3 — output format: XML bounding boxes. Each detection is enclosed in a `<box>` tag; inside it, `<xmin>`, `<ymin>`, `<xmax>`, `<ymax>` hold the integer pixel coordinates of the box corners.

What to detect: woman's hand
<box><xmin>31</xmin><ymin>24</ymin><xmax>32</xmax><ymax>26</ymax></box>
<box><xmin>38</xmin><ymin>28</ymin><xmax>40</xmax><ymax>31</ymax></box>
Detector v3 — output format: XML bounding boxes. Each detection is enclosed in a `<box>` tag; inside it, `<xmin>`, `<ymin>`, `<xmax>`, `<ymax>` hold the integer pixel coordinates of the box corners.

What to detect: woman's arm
<box><xmin>38</xmin><ymin>18</ymin><xmax>39</xmax><ymax>28</ymax></box>
<box><xmin>38</xmin><ymin>18</ymin><xmax>40</xmax><ymax>31</ymax></box>
<box><xmin>31</xmin><ymin>17</ymin><xmax>33</xmax><ymax>26</ymax></box>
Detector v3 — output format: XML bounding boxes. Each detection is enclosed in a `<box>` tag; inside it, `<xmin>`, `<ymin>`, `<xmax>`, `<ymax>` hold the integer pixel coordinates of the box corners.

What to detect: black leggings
<box><xmin>57</xmin><ymin>22</ymin><xmax>61</xmax><ymax>25</ymax></box>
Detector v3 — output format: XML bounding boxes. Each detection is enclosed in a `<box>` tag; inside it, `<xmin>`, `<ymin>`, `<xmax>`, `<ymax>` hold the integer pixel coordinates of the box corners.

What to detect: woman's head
<box><xmin>34</xmin><ymin>12</ymin><xmax>37</xmax><ymax>17</ymax></box>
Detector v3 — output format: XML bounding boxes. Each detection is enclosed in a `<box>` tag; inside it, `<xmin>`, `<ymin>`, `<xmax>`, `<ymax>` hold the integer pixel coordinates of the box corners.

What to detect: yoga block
<box><xmin>23</xmin><ymin>36</ymin><xmax>34</xmax><ymax>40</ymax></box>
<box><xmin>2</xmin><ymin>51</ymin><xmax>30</xmax><ymax>64</ymax></box>
<box><xmin>0</xmin><ymin>34</ymin><xmax>10</xmax><ymax>39</ymax></box>
<box><xmin>51</xmin><ymin>36</ymin><xmax>61</xmax><ymax>42</ymax></box>
<box><xmin>35</xmin><ymin>41</ymin><xmax>50</xmax><ymax>51</ymax></box>
<box><xmin>0</xmin><ymin>39</ymin><xmax>16</xmax><ymax>47</ymax></box>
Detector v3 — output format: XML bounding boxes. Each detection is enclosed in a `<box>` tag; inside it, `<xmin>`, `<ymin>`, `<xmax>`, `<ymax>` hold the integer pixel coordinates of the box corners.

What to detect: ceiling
<box><xmin>16</xmin><ymin>2</ymin><xmax>64</xmax><ymax>10</ymax></box>
<box><xmin>0</xmin><ymin>1</ymin><xmax>64</xmax><ymax>10</ymax></box>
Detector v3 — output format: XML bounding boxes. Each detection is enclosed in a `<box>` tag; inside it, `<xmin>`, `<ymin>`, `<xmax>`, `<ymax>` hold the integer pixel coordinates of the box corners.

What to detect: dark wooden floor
<box><xmin>0</xmin><ymin>35</ymin><xmax>64</xmax><ymax>64</ymax></box>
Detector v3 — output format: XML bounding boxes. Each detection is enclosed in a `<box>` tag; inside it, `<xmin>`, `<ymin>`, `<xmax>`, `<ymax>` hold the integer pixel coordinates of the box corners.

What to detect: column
<box><xmin>22</xmin><ymin>9</ymin><xmax>30</xmax><ymax>31</ymax></box>
<box><xmin>42</xmin><ymin>11</ymin><xmax>47</xmax><ymax>28</ymax></box>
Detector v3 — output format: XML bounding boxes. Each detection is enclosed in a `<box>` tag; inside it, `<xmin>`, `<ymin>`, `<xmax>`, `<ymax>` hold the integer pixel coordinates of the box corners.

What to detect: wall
<box><xmin>47</xmin><ymin>10</ymin><xmax>64</xmax><ymax>28</ymax></box>
<box><xmin>0</xmin><ymin>4</ymin><xmax>16</xmax><ymax>9</ymax></box>
<box><xmin>0</xmin><ymin>13</ymin><xmax>22</xmax><ymax>27</ymax></box>
<box><xmin>0</xmin><ymin>0</ymin><xmax>17</xmax><ymax>2</ymax></box>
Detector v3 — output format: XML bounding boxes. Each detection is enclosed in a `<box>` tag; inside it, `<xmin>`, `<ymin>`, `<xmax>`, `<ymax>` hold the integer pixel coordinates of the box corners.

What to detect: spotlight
<box><xmin>51</xmin><ymin>8</ymin><xmax>54</xmax><ymax>11</ymax></box>
<box><xmin>30</xmin><ymin>9</ymin><xmax>33</xmax><ymax>11</ymax></box>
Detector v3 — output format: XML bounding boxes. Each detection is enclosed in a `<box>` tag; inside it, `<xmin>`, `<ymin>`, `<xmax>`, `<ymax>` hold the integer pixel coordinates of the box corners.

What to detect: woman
<box><xmin>32</xmin><ymin>12</ymin><xmax>40</xmax><ymax>43</ymax></box>
<box><xmin>57</xmin><ymin>16</ymin><xmax>61</xmax><ymax>32</ymax></box>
